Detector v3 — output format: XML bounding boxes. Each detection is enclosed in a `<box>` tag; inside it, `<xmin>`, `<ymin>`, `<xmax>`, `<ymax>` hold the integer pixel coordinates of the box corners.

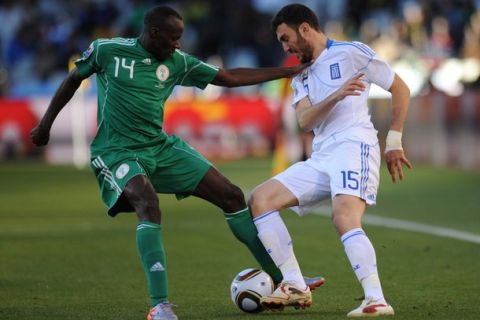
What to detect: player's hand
<box><xmin>31</xmin><ymin>123</ymin><xmax>50</xmax><ymax>146</ymax></box>
<box><xmin>333</xmin><ymin>73</ymin><xmax>365</xmax><ymax>102</ymax></box>
<box><xmin>385</xmin><ymin>149</ymin><xmax>412</xmax><ymax>183</ymax></box>
<box><xmin>289</xmin><ymin>61</ymin><xmax>313</xmax><ymax>75</ymax></box>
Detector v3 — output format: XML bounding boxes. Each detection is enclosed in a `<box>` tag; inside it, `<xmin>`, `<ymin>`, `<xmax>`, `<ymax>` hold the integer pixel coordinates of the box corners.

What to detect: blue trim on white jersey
<box><xmin>330</xmin><ymin>40</ymin><xmax>375</xmax><ymax>58</ymax></box>
<box><xmin>360</xmin><ymin>143</ymin><xmax>370</xmax><ymax>199</ymax></box>
<box><xmin>326</xmin><ymin>38</ymin><xmax>334</xmax><ymax>49</ymax></box>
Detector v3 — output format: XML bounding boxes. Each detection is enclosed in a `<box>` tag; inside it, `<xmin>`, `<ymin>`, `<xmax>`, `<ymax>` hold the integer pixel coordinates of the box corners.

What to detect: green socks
<box><xmin>224</xmin><ymin>208</ymin><xmax>283</xmax><ymax>283</ymax></box>
<box><xmin>136</xmin><ymin>222</ymin><xmax>168</xmax><ymax>306</ymax></box>
<box><xmin>136</xmin><ymin>209</ymin><xmax>282</xmax><ymax>307</ymax></box>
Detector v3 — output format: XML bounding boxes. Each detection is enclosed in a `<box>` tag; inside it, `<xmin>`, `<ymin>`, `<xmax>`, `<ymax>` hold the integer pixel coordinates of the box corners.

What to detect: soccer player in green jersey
<box><xmin>30</xmin><ymin>5</ymin><xmax>323</xmax><ymax>320</ymax></box>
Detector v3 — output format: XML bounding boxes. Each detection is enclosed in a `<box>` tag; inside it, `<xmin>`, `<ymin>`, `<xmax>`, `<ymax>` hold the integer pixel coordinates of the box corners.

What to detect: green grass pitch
<box><xmin>1</xmin><ymin>159</ymin><xmax>479</xmax><ymax>319</ymax></box>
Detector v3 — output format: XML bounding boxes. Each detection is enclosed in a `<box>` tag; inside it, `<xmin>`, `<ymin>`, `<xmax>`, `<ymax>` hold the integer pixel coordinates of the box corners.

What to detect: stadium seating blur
<box><xmin>1</xmin><ymin>0</ymin><xmax>479</xmax><ymax>97</ymax></box>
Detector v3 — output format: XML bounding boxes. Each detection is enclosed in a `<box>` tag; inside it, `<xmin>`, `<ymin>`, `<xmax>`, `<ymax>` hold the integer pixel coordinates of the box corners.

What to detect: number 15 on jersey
<box><xmin>341</xmin><ymin>170</ymin><xmax>359</xmax><ymax>190</ymax></box>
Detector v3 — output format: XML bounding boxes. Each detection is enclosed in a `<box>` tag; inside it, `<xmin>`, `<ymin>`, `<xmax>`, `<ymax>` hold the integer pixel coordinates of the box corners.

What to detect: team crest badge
<box><xmin>116</xmin><ymin>163</ymin><xmax>130</xmax><ymax>179</ymax></box>
<box><xmin>156</xmin><ymin>65</ymin><xmax>170</xmax><ymax>81</ymax></box>
<box><xmin>330</xmin><ymin>63</ymin><xmax>341</xmax><ymax>80</ymax></box>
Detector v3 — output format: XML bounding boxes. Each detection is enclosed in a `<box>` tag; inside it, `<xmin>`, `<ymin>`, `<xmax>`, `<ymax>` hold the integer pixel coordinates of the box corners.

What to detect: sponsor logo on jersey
<box><xmin>330</xmin><ymin>63</ymin><xmax>341</xmax><ymax>80</ymax></box>
<box><xmin>142</xmin><ymin>58</ymin><xmax>151</xmax><ymax>65</ymax></box>
<box><xmin>115</xmin><ymin>163</ymin><xmax>130</xmax><ymax>179</ymax></box>
<box><xmin>156</xmin><ymin>64</ymin><xmax>170</xmax><ymax>81</ymax></box>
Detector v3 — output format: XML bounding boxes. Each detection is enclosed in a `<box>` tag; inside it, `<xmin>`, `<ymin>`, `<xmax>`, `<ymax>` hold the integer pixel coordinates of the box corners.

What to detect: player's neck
<box><xmin>139</xmin><ymin>34</ymin><xmax>157</xmax><ymax>55</ymax></box>
<box><xmin>139</xmin><ymin>34</ymin><xmax>148</xmax><ymax>50</ymax></box>
<box><xmin>312</xmin><ymin>33</ymin><xmax>328</xmax><ymax>60</ymax></box>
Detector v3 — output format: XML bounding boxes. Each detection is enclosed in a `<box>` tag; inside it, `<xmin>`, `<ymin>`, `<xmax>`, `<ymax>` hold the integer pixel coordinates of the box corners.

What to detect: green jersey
<box><xmin>75</xmin><ymin>37</ymin><xmax>219</xmax><ymax>157</ymax></box>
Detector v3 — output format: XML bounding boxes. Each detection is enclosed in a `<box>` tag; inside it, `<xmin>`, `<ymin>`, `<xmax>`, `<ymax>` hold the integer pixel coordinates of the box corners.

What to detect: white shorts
<box><xmin>273</xmin><ymin>139</ymin><xmax>380</xmax><ymax>216</ymax></box>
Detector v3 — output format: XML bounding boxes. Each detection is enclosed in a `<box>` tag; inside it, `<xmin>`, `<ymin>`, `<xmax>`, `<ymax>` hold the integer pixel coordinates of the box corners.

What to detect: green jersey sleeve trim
<box><xmin>176</xmin><ymin>50</ymin><xmax>219</xmax><ymax>89</ymax></box>
<box><xmin>75</xmin><ymin>40</ymin><xmax>99</xmax><ymax>78</ymax></box>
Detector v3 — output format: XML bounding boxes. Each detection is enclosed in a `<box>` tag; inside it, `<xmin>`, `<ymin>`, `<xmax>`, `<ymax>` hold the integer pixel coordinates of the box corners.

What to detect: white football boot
<box><xmin>347</xmin><ymin>296</ymin><xmax>394</xmax><ymax>317</ymax></box>
<box><xmin>147</xmin><ymin>302</ymin><xmax>178</xmax><ymax>320</ymax></box>
<box><xmin>261</xmin><ymin>281</ymin><xmax>312</xmax><ymax>311</ymax></box>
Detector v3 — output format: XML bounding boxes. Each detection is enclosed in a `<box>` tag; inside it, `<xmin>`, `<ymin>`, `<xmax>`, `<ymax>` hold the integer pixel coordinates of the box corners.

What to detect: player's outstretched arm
<box><xmin>296</xmin><ymin>74</ymin><xmax>365</xmax><ymax>132</ymax></box>
<box><xmin>385</xmin><ymin>73</ymin><xmax>413</xmax><ymax>183</ymax></box>
<box><xmin>31</xmin><ymin>68</ymin><xmax>85</xmax><ymax>146</ymax></box>
<box><xmin>210</xmin><ymin>62</ymin><xmax>311</xmax><ymax>87</ymax></box>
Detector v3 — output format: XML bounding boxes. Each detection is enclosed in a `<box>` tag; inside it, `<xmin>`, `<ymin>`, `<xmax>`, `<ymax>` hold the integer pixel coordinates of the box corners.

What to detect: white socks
<box><xmin>253</xmin><ymin>214</ymin><xmax>385</xmax><ymax>298</ymax></box>
<box><xmin>341</xmin><ymin>228</ymin><xmax>385</xmax><ymax>302</ymax></box>
<box><xmin>254</xmin><ymin>211</ymin><xmax>307</xmax><ymax>288</ymax></box>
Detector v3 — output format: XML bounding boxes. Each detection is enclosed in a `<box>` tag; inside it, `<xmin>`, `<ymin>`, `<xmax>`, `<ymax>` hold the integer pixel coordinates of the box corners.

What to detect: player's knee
<box><xmin>221</xmin><ymin>183</ymin><xmax>246</xmax><ymax>212</ymax></box>
<box><xmin>135</xmin><ymin>196</ymin><xmax>159</xmax><ymax>214</ymax></box>
<box><xmin>248</xmin><ymin>190</ymin><xmax>270</xmax><ymax>216</ymax></box>
<box><xmin>125</xmin><ymin>192</ymin><xmax>161</xmax><ymax>223</ymax></box>
<box><xmin>124</xmin><ymin>179</ymin><xmax>161</xmax><ymax>223</ymax></box>
<box><xmin>331</xmin><ymin>210</ymin><xmax>360</xmax><ymax>235</ymax></box>
<box><xmin>135</xmin><ymin>198</ymin><xmax>161</xmax><ymax>223</ymax></box>
<box><xmin>331</xmin><ymin>211</ymin><xmax>344</xmax><ymax>232</ymax></box>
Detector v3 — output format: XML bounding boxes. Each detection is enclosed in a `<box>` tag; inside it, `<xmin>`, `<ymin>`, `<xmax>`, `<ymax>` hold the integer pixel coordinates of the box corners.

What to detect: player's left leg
<box><xmin>329</xmin><ymin>141</ymin><xmax>393</xmax><ymax>317</ymax></box>
<box><xmin>145</xmin><ymin>135</ymin><xmax>282</xmax><ymax>285</ymax></box>
<box><xmin>195</xmin><ymin>167</ymin><xmax>324</xmax><ymax>291</ymax></box>
<box><xmin>193</xmin><ymin>166</ymin><xmax>283</xmax><ymax>284</ymax></box>
<box><xmin>332</xmin><ymin>195</ymin><xmax>393</xmax><ymax>317</ymax></box>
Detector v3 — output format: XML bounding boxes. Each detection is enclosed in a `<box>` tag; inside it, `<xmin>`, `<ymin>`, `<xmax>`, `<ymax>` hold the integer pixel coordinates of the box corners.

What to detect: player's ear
<box><xmin>149</xmin><ymin>26</ymin><xmax>160</xmax><ymax>38</ymax></box>
<box><xmin>298</xmin><ymin>22</ymin><xmax>310</xmax><ymax>37</ymax></box>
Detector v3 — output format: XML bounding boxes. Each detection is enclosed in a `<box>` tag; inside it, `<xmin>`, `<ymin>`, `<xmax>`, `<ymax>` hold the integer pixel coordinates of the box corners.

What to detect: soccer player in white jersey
<box><xmin>249</xmin><ymin>4</ymin><xmax>412</xmax><ymax>317</ymax></box>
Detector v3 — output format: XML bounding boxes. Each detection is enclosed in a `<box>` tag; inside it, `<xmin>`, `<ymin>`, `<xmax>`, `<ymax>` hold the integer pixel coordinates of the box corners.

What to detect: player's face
<box><xmin>276</xmin><ymin>23</ymin><xmax>314</xmax><ymax>63</ymax></box>
<box><xmin>149</xmin><ymin>17</ymin><xmax>184</xmax><ymax>61</ymax></box>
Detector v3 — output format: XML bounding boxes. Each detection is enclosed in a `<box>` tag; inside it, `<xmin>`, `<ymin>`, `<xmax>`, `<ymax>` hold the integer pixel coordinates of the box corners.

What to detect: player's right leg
<box><xmin>249</xmin><ymin>162</ymin><xmax>331</xmax><ymax>310</ymax></box>
<box><xmin>90</xmin><ymin>155</ymin><xmax>175</xmax><ymax>319</ymax></box>
<box><xmin>249</xmin><ymin>177</ymin><xmax>312</xmax><ymax>310</ymax></box>
<box><xmin>123</xmin><ymin>175</ymin><xmax>177</xmax><ymax>320</ymax></box>
<box><xmin>147</xmin><ymin>302</ymin><xmax>178</xmax><ymax>320</ymax></box>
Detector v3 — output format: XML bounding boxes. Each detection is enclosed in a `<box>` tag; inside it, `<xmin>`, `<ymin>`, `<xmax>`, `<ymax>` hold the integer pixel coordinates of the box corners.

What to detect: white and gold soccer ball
<box><xmin>230</xmin><ymin>268</ymin><xmax>274</xmax><ymax>313</ymax></box>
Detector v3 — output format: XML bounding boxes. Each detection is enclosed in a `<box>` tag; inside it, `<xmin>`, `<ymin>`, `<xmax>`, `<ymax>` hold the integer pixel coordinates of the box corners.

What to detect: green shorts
<box><xmin>90</xmin><ymin>135</ymin><xmax>212</xmax><ymax>216</ymax></box>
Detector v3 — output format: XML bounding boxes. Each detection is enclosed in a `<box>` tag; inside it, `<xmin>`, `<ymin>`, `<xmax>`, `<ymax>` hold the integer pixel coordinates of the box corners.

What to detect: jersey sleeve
<box><xmin>291</xmin><ymin>72</ymin><xmax>308</xmax><ymax>107</ymax></box>
<box><xmin>350</xmin><ymin>42</ymin><xmax>395</xmax><ymax>91</ymax></box>
<box><xmin>74</xmin><ymin>40</ymin><xmax>102</xmax><ymax>78</ymax></box>
<box><xmin>178</xmin><ymin>52</ymin><xmax>219</xmax><ymax>89</ymax></box>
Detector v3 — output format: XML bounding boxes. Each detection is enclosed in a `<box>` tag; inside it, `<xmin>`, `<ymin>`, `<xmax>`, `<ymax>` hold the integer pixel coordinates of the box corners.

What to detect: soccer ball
<box><xmin>230</xmin><ymin>268</ymin><xmax>274</xmax><ymax>313</ymax></box>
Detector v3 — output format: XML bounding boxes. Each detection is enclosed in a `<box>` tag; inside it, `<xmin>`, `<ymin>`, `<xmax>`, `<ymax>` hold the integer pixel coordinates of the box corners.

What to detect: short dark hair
<box><xmin>144</xmin><ymin>5</ymin><xmax>182</xmax><ymax>28</ymax></box>
<box><xmin>272</xmin><ymin>3</ymin><xmax>320</xmax><ymax>31</ymax></box>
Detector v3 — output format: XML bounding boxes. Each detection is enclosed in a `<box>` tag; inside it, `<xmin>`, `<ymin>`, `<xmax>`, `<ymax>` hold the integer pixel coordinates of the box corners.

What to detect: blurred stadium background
<box><xmin>1</xmin><ymin>0</ymin><xmax>480</xmax><ymax>169</ymax></box>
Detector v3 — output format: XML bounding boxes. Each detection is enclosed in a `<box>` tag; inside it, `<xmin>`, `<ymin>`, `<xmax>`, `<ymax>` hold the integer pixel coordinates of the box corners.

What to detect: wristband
<box><xmin>385</xmin><ymin>130</ymin><xmax>403</xmax><ymax>153</ymax></box>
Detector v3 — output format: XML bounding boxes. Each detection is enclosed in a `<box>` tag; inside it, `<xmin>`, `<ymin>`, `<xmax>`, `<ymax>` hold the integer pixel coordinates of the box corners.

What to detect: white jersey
<box><xmin>291</xmin><ymin>39</ymin><xmax>395</xmax><ymax>150</ymax></box>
